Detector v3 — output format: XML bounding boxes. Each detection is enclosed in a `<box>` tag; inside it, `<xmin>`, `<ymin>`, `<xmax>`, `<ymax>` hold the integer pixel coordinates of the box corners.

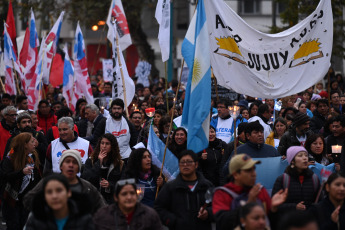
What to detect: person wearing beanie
<box><xmin>272</xmin><ymin>146</ymin><xmax>320</xmax><ymax>214</ymax></box>
<box><xmin>212</xmin><ymin>154</ymin><xmax>288</xmax><ymax>230</ymax></box>
<box><xmin>278</xmin><ymin>112</ymin><xmax>313</xmax><ymax>156</ymax></box>
<box><xmin>23</xmin><ymin>149</ymin><xmax>106</xmax><ymax>214</ymax></box>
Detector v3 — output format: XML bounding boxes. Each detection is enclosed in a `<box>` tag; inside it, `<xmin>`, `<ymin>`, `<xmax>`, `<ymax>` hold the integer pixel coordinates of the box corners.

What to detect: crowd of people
<box><xmin>0</xmin><ymin>71</ymin><xmax>344</xmax><ymax>230</ymax></box>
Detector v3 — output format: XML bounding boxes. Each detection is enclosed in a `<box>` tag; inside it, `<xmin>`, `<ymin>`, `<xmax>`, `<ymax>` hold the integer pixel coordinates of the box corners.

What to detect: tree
<box><xmin>273</xmin><ymin>0</ymin><xmax>345</xmax><ymax>60</ymax></box>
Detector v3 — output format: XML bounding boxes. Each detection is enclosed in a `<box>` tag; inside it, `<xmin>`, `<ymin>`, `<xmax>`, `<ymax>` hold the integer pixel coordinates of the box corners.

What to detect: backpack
<box><xmin>282</xmin><ymin>173</ymin><xmax>319</xmax><ymax>193</ymax></box>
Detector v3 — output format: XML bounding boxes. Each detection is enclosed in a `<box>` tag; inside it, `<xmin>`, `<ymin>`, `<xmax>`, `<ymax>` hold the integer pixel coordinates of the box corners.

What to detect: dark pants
<box><xmin>2</xmin><ymin>199</ymin><xmax>28</xmax><ymax>230</ymax></box>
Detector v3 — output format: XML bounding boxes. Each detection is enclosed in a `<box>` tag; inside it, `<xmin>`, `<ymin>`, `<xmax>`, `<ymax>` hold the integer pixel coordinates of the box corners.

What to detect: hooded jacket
<box><xmin>36</xmin><ymin>111</ymin><xmax>57</xmax><ymax>135</ymax></box>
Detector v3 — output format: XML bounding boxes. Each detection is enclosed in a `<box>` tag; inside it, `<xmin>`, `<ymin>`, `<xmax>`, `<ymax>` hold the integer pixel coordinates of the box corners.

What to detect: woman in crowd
<box><xmin>265</xmin><ymin>118</ymin><xmax>288</xmax><ymax>149</ymax></box>
<box><xmin>153</xmin><ymin>109</ymin><xmax>166</xmax><ymax>128</ymax></box>
<box><xmin>272</xmin><ymin>146</ymin><xmax>320</xmax><ymax>213</ymax></box>
<box><xmin>235</xmin><ymin>203</ymin><xmax>270</xmax><ymax>230</ymax></box>
<box><xmin>239</xmin><ymin>108</ymin><xmax>250</xmax><ymax>122</ymax></box>
<box><xmin>123</xmin><ymin>148</ymin><xmax>164</xmax><ymax>207</ymax></box>
<box><xmin>81</xmin><ymin>134</ymin><xmax>124</xmax><ymax>204</ymax></box>
<box><xmin>310</xmin><ymin>172</ymin><xmax>345</xmax><ymax>230</ymax></box>
<box><xmin>25</xmin><ymin>174</ymin><xmax>94</xmax><ymax>230</ymax></box>
<box><xmin>158</xmin><ymin>115</ymin><xmax>171</xmax><ymax>142</ymax></box>
<box><xmin>249</xmin><ymin>103</ymin><xmax>259</xmax><ymax>118</ymax></box>
<box><xmin>93</xmin><ymin>179</ymin><xmax>162</xmax><ymax>229</ymax></box>
<box><xmin>1</xmin><ymin>132</ymin><xmax>41</xmax><ymax>229</ymax></box>
<box><xmin>298</xmin><ymin>101</ymin><xmax>308</xmax><ymax>114</ymax></box>
<box><xmin>305</xmin><ymin>134</ymin><xmax>330</xmax><ymax>165</ymax></box>
<box><xmin>199</xmin><ymin>126</ymin><xmax>227</xmax><ymax>186</ymax></box>
<box><xmin>168</xmin><ymin>127</ymin><xmax>187</xmax><ymax>158</ymax></box>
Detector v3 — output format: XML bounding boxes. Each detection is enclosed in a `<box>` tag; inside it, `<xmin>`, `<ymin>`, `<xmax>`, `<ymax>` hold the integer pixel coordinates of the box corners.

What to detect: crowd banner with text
<box><xmin>204</xmin><ymin>0</ymin><xmax>333</xmax><ymax>98</ymax></box>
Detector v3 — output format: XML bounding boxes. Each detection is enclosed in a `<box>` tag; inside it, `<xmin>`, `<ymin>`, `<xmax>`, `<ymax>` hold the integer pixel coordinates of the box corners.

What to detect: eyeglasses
<box><xmin>179</xmin><ymin>160</ymin><xmax>195</xmax><ymax>166</ymax></box>
<box><xmin>132</xmin><ymin>117</ymin><xmax>141</xmax><ymax>120</ymax></box>
<box><xmin>217</xmin><ymin>106</ymin><xmax>226</xmax><ymax>109</ymax></box>
<box><xmin>116</xmin><ymin>178</ymin><xmax>136</xmax><ymax>186</ymax></box>
<box><xmin>6</xmin><ymin>114</ymin><xmax>17</xmax><ymax>117</ymax></box>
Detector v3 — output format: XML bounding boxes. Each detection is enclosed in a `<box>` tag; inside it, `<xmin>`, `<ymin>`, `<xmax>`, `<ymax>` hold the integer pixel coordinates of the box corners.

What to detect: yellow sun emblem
<box><xmin>294</xmin><ymin>39</ymin><xmax>321</xmax><ymax>60</ymax></box>
<box><xmin>216</xmin><ymin>37</ymin><xmax>243</xmax><ymax>57</ymax></box>
<box><xmin>192</xmin><ymin>59</ymin><xmax>202</xmax><ymax>85</ymax></box>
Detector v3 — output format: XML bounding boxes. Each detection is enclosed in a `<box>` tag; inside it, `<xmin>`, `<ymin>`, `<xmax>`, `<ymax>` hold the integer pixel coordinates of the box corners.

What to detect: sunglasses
<box><xmin>116</xmin><ymin>178</ymin><xmax>136</xmax><ymax>187</ymax></box>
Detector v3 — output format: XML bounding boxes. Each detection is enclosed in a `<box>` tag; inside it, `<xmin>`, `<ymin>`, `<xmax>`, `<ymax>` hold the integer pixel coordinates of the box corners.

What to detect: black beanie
<box><xmin>293</xmin><ymin>112</ymin><xmax>310</xmax><ymax>127</ymax></box>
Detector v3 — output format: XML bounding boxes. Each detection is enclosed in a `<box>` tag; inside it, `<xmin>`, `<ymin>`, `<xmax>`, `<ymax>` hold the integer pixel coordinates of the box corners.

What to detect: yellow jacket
<box><xmin>265</xmin><ymin>131</ymin><xmax>275</xmax><ymax>147</ymax></box>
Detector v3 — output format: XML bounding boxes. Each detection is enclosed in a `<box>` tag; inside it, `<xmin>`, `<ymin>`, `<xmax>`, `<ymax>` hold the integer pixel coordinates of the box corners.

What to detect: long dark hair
<box><xmin>325</xmin><ymin>172</ymin><xmax>345</xmax><ymax>195</ymax></box>
<box><xmin>305</xmin><ymin>134</ymin><xmax>326</xmax><ymax>163</ymax></box>
<box><xmin>92</xmin><ymin>133</ymin><xmax>122</xmax><ymax>168</ymax></box>
<box><xmin>168</xmin><ymin>127</ymin><xmax>187</xmax><ymax>156</ymax></box>
<box><xmin>125</xmin><ymin>148</ymin><xmax>160</xmax><ymax>181</ymax></box>
<box><xmin>273</xmin><ymin>117</ymin><xmax>287</xmax><ymax>138</ymax></box>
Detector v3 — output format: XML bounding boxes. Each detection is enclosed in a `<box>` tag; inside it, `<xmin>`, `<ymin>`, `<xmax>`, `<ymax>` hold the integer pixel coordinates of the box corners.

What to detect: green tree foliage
<box><xmin>273</xmin><ymin>0</ymin><xmax>345</xmax><ymax>59</ymax></box>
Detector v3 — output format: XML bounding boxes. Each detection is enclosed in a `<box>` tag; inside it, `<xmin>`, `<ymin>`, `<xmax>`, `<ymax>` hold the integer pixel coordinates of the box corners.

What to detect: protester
<box><xmin>278</xmin><ymin>211</ymin><xmax>319</xmax><ymax>230</ymax></box>
<box><xmin>305</xmin><ymin>134</ymin><xmax>331</xmax><ymax>165</ymax></box>
<box><xmin>265</xmin><ymin>118</ymin><xmax>288</xmax><ymax>149</ymax></box>
<box><xmin>123</xmin><ymin>148</ymin><xmax>164</xmax><ymax>207</ymax></box>
<box><xmin>248</xmin><ymin>103</ymin><xmax>272</xmax><ymax>141</ymax></box>
<box><xmin>235</xmin><ymin>203</ymin><xmax>269</xmax><ymax>230</ymax></box>
<box><xmin>158</xmin><ymin>115</ymin><xmax>171</xmax><ymax>142</ymax></box>
<box><xmin>93</xmin><ymin>178</ymin><xmax>163</xmax><ymax>230</ymax></box>
<box><xmin>168</xmin><ymin>127</ymin><xmax>187</xmax><ymax>158</ymax></box>
<box><xmin>249</xmin><ymin>102</ymin><xmax>259</xmax><ymax>118</ymax></box>
<box><xmin>82</xmin><ymin>134</ymin><xmax>124</xmax><ymax>204</ymax></box>
<box><xmin>92</xmin><ymin>99</ymin><xmax>138</xmax><ymax>162</ymax></box>
<box><xmin>28</xmin><ymin>110</ymin><xmax>43</xmax><ymax>133</ymax></box>
<box><xmin>24</xmin><ymin>149</ymin><xmax>105</xmax><ymax>214</ymax></box>
<box><xmin>1</xmin><ymin>93</ymin><xmax>12</xmax><ymax>106</ymax></box>
<box><xmin>43</xmin><ymin>117</ymin><xmax>92</xmax><ymax>175</ymax></box>
<box><xmin>198</xmin><ymin>126</ymin><xmax>227</xmax><ymax>186</ymax></box>
<box><xmin>129</xmin><ymin>111</ymin><xmax>143</xmax><ymax>140</ymax></box>
<box><xmin>79</xmin><ymin>104</ymin><xmax>106</xmax><ymax>142</ymax></box>
<box><xmin>15</xmin><ymin>95</ymin><xmax>28</xmax><ymax>110</ymax></box>
<box><xmin>278</xmin><ymin>112</ymin><xmax>313</xmax><ymax>156</ymax></box>
<box><xmin>239</xmin><ymin>108</ymin><xmax>250</xmax><ymax>121</ymax></box>
<box><xmin>25</xmin><ymin>174</ymin><xmax>95</xmax><ymax>230</ymax></box>
<box><xmin>1</xmin><ymin>132</ymin><xmax>41</xmax><ymax>229</ymax></box>
<box><xmin>272</xmin><ymin>146</ymin><xmax>320</xmax><ymax>213</ymax></box>
<box><xmin>326</xmin><ymin>115</ymin><xmax>345</xmax><ymax>156</ymax></box>
<box><xmin>330</xmin><ymin>91</ymin><xmax>342</xmax><ymax>114</ymax></box>
<box><xmin>0</xmin><ymin>106</ymin><xmax>17</xmax><ymax>160</ymax></box>
<box><xmin>213</xmin><ymin>153</ymin><xmax>288</xmax><ymax>230</ymax></box>
<box><xmin>309</xmin><ymin>172</ymin><xmax>345</xmax><ymax>230</ymax></box>
<box><xmin>310</xmin><ymin>99</ymin><xmax>329</xmax><ymax>134</ymax></box>
<box><xmin>155</xmin><ymin>150</ymin><xmax>214</xmax><ymax>230</ymax></box>
<box><xmin>36</xmin><ymin>100</ymin><xmax>57</xmax><ymax>134</ymax></box>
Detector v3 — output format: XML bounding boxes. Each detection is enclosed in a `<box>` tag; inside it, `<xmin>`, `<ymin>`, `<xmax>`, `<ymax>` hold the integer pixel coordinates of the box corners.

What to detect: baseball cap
<box><xmin>229</xmin><ymin>154</ymin><xmax>261</xmax><ymax>175</ymax></box>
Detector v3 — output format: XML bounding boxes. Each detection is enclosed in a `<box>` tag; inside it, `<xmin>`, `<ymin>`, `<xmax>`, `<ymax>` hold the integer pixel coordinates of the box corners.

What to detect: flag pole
<box><xmin>156</xmin><ymin>59</ymin><xmax>185</xmax><ymax>198</ymax></box>
<box><xmin>0</xmin><ymin>77</ymin><xmax>6</xmax><ymax>93</ymax></box>
<box><xmin>165</xmin><ymin>62</ymin><xmax>169</xmax><ymax>113</ymax></box>
<box><xmin>11</xmin><ymin>59</ymin><xmax>22</xmax><ymax>95</ymax></box>
<box><xmin>115</xmin><ymin>26</ymin><xmax>130</xmax><ymax>118</ymax></box>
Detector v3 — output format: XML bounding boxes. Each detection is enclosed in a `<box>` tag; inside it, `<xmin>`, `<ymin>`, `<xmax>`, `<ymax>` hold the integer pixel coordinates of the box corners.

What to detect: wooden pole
<box><xmin>233</xmin><ymin>117</ymin><xmax>237</xmax><ymax>155</ymax></box>
<box><xmin>115</xmin><ymin>25</ymin><xmax>129</xmax><ymax>118</ymax></box>
<box><xmin>327</xmin><ymin>70</ymin><xmax>331</xmax><ymax>106</ymax></box>
<box><xmin>165</xmin><ymin>62</ymin><xmax>169</xmax><ymax>113</ymax></box>
<box><xmin>11</xmin><ymin>60</ymin><xmax>22</xmax><ymax>95</ymax></box>
<box><xmin>156</xmin><ymin>59</ymin><xmax>185</xmax><ymax>198</ymax></box>
<box><xmin>213</xmin><ymin>72</ymin><xmax>219</xmax><ymax>102</ymax></box>
<box><xmin>0</xmin><ymin>77</ymin><xmax>6</xmax><ymax>93</ymax></box>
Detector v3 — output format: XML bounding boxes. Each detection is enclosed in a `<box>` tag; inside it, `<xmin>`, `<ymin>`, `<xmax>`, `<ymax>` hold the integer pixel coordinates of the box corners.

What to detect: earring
<box><xmin>291</xmin><ymin>164</ymin><xmax>295</xmax><ymax>168</ymax></box>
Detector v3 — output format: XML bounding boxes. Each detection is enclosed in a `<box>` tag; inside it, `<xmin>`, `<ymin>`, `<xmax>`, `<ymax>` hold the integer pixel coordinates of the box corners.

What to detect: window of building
<box><xmin>239</xmin><ymin>0</ymin><xmax>261</xmax><ymax>14</ymax></box>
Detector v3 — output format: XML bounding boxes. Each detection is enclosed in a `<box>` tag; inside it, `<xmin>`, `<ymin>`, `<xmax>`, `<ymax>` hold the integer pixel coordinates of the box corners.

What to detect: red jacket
<box><xmin>0</xmin><ymin>122</ymin><xmax>12</xmax><ymax>160</ymax></box>
<box><xmin>37</xmin><ymin>111</ymin><xmax>57</xmax><ymax>135</ymax></box>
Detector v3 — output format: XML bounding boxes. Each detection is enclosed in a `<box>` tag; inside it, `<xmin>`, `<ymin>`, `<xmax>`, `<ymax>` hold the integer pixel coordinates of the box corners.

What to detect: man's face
<box><xmin>4</xmin><ymin>111</ymin><xmax>17</xmax><ymax>125</ymax></box>
<box><xmin>332</xmin><ymin>121</ymin><xmax>345</xmax><ymax>137</ymax></box>
<box><xmin>18</xmin><ymin>118</ymin><xmax>32</xmax><ymax>131</ymax></box>
<box><xmin>2</xmin><ymin>98</ymin><xmax>11</xmax><ymax>106</ymax></box>
<box><xmin>52</xmin><ymin>104</ymin><xmax>62</xmax><ymax>113</ymax></box>
<box><xmin>331</xmin><ymin>93</ymin><xmax>340</xmax><ymax>105</ymax></box>
<box><xmin>265</xmin><ymin>99</ymin><xmax>274</xmax><ymax>108</ymax></box>
<box><xmin>217</xmin><ymin>103</ymin><xmax>229</xmax><ymax>119</ymax></box>
<box><xmin>317</xmin><ymin>103</ymin><xmax>329</xmax><ymax>116</ymax></box>
<box><xmin>39</xmin><ymin>103</ymin><xmax>50</xmax><ymax>115</ymax></box>
<box><xmin>131</xmin><ymin>113</ymin><xmax>142</xmax><ymax>127</ymax></box>
<box><xmin>60</xmin><ymin>156</ymin><xmax>79</xmax><ymax>181</ymax></box>
<box><xmin>262</xmin><ymin>108</ymin><xmax>272</xmax><ymax>120</ymax></box>
<box><xmin>340</xmin><ymin>96</ymin><xmax>345</xmax><ymax>106</ymax></box>
<box><xmin>85</xmin><ymin>108</ymin><xmax>97</xmax><ymax>122</ymax></box>
<box><xmin>179</xmin><ymin>155</ymin><xmax>198</xmax><ymax>177</ymax></box>
<box><xmin>296</xmin><ymin>121</ymin><xmax>310</xmax><ymax>135</ymax></box>
<box><xmin>31</xmin><ymin>114</ymin><xmax>38</xmax><ymax>128</ymax></box>
<box><xmin>92</xmin><ymin>86</ymin><xmax>98</xmax><ymax>93</ymax></box>
<box><xmin>111</xmin><ymin>105</ymin><xmax>123</xmax><ymax>120</ymax></box>
<box><xmin>246</xmin><ymin>130</ymin><xmax>264</xmax><ymax>144</ymax></box>
<box><xmin>58</xmin><ymin>123</ymin><xmax>74</xmax><ymax>142</ymax></box>
<box><xmin>234</xmin><ymin>166</ymin><xmax>257</xmax><ymax>187</ymax></box>
<box><xmin>18</xmin><ymin>99</ymin><xmax>28</xmax><ymax>110</ymax></box>
<box><xmin>104</xmin><ymin>84</ymin><xmax>112</xmax><ymax>94</ymax></box>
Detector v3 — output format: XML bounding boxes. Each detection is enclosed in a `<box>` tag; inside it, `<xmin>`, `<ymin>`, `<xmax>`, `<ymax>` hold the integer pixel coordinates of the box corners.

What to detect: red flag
<box><xmin>20</xmin><ymin>27</ymin><xmax>30</xmax><ymax>68</ymax></box>
<box><xmin>6</xmin><ymin>1</ymin><xmax>18</xmax><ymax>56</ymax></box>
<box><xmin>49</xmin><ymin>53</ymin><xmax>64</xmax><ymax>87</ymax></box>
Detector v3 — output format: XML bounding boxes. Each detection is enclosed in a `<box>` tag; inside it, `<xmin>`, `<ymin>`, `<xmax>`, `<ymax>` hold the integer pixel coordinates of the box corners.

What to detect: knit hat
<box><xmin>59</xmin><ymin>149</ymin><xmax>82</xmax><ymax>172</ymax></box>
<box><xmin>293</xmin><ymin>112</ymin><xmax>310</xmax><ymax>127</ymax></box>
<box><xmin>229</xmin><ymin>154</ymin><xmax>261</xmax><ymax>175</ymax></box>
<box><xmin>286</xmin><ymin>146</ymin><xmax>308</xmax><ymax>164</ymax></box>
<box><xmin>238</xmin><ymin>100</ymin><xmax>249</xmax><ymax>110</ymax></box>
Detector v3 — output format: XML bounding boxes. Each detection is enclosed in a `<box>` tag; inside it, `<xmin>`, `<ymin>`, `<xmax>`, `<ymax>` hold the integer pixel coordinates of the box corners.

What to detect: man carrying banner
<box><xmin>213</xmin><ymin>154</ymin><xmax>288</xmax><ymax>230</ymax></box>
<box><xmin>154</xmin><ymin>150</ymin><xmax>214</xmax><ymax>230</ymax></box>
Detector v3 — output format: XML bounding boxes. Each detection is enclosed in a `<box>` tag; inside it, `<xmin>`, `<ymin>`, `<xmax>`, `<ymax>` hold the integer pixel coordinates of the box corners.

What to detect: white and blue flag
<box><xmin>181</xmin><ymin>0</ymin><xmax>211</xmax><ymax>153</ymax></box>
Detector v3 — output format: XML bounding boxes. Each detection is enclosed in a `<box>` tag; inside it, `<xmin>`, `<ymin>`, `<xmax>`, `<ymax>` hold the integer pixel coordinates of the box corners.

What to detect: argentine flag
<box><xmin>181</xmin><ymin>0</ymin><xmax>211</xmax><ymax>153</ymax></box>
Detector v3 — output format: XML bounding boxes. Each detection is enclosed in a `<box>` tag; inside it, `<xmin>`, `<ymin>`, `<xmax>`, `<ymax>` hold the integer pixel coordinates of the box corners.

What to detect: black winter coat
<box><xmin>154</xmin><ymin>172</ymin><xmax>214</xmax><ymax>230</ymax></box>
<box><xmin>272</xmin><ymin>167</ymin><xmax>320</xmax><ymax>212</ymax></box>
<box><xmin>309</xmin><ymin>197</ymin><xmax>345</xmax><ymax>230</ymax></box>
<box><xmin>81</xmin><ymin>158</ymin><xmax>123</xmax><ymax>204</ymax></box>
<box><xmin>278</xmin><ymin>127</ymin><xmax>313</xmax><ymax>156</ymax></box>
<box><xmin>310</xmin><ymin>110</ymin><xmax>327</xmax><ymax>134</ymax></box>
<box><xmin>198</xmin><ymin>138</ymin><xmax>227</xmax><ymax>186</ymax></box>
<box><xmin>25</xmin><ymin>194</ymin><xmax>94</xmax><ymax>230</ymax></box>
<box><xmin>93</xmin><ymin>202</ymin><xmax>162</xmax><ymax>230</ymax></box>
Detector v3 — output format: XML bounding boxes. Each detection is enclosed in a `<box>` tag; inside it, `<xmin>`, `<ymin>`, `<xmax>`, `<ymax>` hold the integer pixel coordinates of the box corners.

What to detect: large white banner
<box><xmin>204</xmin><ymin>0</ymin><xmax>333</xmax><ymax>98</ymax></box>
